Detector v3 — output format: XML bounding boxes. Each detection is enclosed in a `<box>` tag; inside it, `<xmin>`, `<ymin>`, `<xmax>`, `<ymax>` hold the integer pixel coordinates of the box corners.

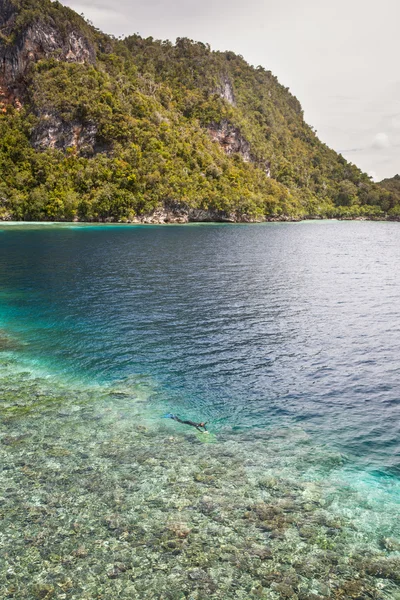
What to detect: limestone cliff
<box><xmin>1</xmin><ymin>1</ymin><xmax>94</xmax><ymax>86</ymax></box>
<box><xmin>0</xmin><ymin>0</ymin><xmax>96</xmax><ymax>141</ymax></box>
<box><xmin>31</xmin><ymin>115</ymin><xmax>98</xmax><ymax>153</ymax></box>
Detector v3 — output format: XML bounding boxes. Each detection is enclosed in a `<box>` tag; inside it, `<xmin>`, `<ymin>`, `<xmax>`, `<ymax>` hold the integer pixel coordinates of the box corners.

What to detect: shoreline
<box><xmin>1</xmin><ymin>216</ymin><xmax>400</xmax><ymax>226</ymax></box>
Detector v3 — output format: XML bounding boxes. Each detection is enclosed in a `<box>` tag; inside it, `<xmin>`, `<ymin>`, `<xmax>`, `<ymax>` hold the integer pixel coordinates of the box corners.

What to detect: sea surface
<box><xmin>0</xmin><ymin>220</ymin><xmax>399</xmax><ymax>599</ymax></box>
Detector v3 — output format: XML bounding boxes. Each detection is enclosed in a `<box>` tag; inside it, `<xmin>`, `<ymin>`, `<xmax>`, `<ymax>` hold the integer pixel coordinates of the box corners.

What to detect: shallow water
<box><xmin>0</xmin><ymin>221</ymin><xmax>400</xmax><ymax>599</ymax></box>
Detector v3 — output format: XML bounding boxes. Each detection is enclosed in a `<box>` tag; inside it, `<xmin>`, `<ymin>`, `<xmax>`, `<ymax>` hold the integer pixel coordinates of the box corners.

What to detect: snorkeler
<box><xmin>163</xmin><ymin>413</ymin><xmax>208</xmax><ymax>433</ymax></box>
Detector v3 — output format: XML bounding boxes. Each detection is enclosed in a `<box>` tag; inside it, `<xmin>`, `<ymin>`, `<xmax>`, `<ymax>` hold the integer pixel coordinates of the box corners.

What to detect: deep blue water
<box><xmin>0</xmin><ymin>220</ymin><xmax>399</xmax><ymax>477</ymax></box>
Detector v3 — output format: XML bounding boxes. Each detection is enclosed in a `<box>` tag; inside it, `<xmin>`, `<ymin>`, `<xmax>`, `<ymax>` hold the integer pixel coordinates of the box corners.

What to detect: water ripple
<box><xmin>0</xmin><ymin>221</ymin><xmax>399</xmax><ymax>475</ymax></box>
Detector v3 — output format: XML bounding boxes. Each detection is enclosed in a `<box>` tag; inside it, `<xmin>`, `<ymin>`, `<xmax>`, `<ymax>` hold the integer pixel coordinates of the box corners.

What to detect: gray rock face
<box><xmin>208</xmin><ymin>119</ymin><xmax>252</xmax><ymax>162</ymax></box>
<box><xmin>131</xmin><ymin>201</ymin><xmax>265</xmax><ymax>224</ymax></box>
<box><xmin>217</xmin><ymin>76</ymin><xmax>236</xmax><ymax>107</ymax></box>
<box><xmin>3</xmin><ymin>25</ymin><xmax>94</xmax><ymax>84</ymax></box>
<box><xmin>129</xmin><ymin>204</ymin><xmax>300</xmax><ymax>224</ymax></box>
<box><xmin>0</xmin><ymin>0</ymin><xmax>95</xmax><ymax>100</ymax></box>
<box><xmin>208</xmin><ymin>119</ymin><xmax>271</xmax><ymax>177</ymax></box>
<box><xmin>0</xmin><ymin>0</ymin><xmax>97</xmax><ymax>148</ymax></box>
<box><xmin>31</xmin><ymin>113</ymin><xmax>98</xmax><ymax>154</ymax></box>
<box><xmin>0</xmin><ymin>0</ymin><xmax>15</xmax><ymax>27</ymax></box>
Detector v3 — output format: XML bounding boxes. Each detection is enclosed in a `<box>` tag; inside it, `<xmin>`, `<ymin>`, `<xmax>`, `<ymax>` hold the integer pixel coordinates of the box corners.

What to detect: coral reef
<box><xmin>0</xmin><ymin>358</ymin><xmax>399</xmax><ymax>599</ymax></box>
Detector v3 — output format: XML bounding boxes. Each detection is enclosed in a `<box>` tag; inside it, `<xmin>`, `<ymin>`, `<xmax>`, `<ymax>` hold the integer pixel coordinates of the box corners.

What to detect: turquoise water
<box><xmin>1</xmin><ymin>221</ymin><xmax>400</xmax><ymax>599</ymax></box>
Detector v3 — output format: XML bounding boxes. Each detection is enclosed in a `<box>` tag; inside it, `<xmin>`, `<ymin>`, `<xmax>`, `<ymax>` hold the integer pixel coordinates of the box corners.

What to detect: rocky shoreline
<box><xmin>1</xmin><ymin>206</ymin><xmax>399</xmax><ymax>225</ymax></box>
<box><xmin>1</xmin><ymin>215</ymin><xmax>398</xmax><ymax>224</ymax></box>
<box><xmin>129</xmin><ymin>213</ymin><xmax>400</xmax><ymax>225</ymax></box>
<box><xmin>128</xmin><ymin>205</ymin><xmax>298</xmax><ymax>224</ymax></box>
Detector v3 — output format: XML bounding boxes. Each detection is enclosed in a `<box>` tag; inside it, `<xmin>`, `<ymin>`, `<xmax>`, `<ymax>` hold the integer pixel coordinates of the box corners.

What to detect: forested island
<box><xmin>0</xmin><ymin>0</ymin><xmax>399</xmax><ymax>223</ymax></box>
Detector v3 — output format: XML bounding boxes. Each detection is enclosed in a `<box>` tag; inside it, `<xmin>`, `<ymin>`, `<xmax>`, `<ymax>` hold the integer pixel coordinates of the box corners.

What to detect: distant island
<box><xmin>0</xmin><ymin>0</ymin><xmax>399</xmax><ymax>223</ymax></box>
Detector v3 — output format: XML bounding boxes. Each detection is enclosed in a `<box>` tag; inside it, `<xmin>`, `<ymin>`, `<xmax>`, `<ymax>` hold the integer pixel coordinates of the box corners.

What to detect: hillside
<box><xmin>378</xmin><ymin>175</ymin><xmax>400</xmax><ymax>217</ymax></box>
<box><xmin>0</xmin><ymin>0</ymin><xmax>397</xmax><ymax>222</ymax></box>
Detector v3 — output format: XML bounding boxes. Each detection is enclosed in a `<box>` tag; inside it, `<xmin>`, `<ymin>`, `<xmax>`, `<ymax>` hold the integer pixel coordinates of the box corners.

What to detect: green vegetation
<box><xmin>378</xmin><ymin>175</ymin><xmax>400</xmax><ymax>218</ymax></box>
<box><xmin>0</xmin><ymin>0</ymin><xmax>398</xmax><ymax>221</ymax></box>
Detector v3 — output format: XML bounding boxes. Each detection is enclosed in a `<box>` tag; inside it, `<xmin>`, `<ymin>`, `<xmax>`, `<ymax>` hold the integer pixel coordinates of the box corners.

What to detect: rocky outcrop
<box><xmin>0</xmin><ymin>0</ymin><xmax>95</xmax><ymax>101</ymax></box>
<box><xmin>2</xmin><ymin>24</ymin><xmax>95</xmax><ymax>85</ymax></box>
<box><xmin>208</xmin><ymin>119</ymin><xmax>252</xmax><ymax>162</ymax></box>
<box><xmin>128</xmin><ymin>201</ymin><xmax>260</xmax><ymax>224</ymax></box>
<box><xmin>208</xmin><ymin>119</ymin><xmax>271</xmax><ymax>176</ymax></box>
<box><xmin>216</xmin><ymin>75</ymin><xmax>236</xmax><ymax>106</ymax></box>
<box><xmin>0</xmin><ymin>0</ymin><xmax>98</xmax><ymax>148</ymax></box>
<box><xmin>130</xmin><ymin>210</ymin><xmax>299</xmax><ymax>224</ymax></box>
<box><xmin>132</xmin><ymin>205</ymin><xmax>235</xmax><ymax>224</ymax></box>
<box><xmin>0</xmin><ymin>0</ymin><xmax>16</xmax><ymax>29</ymax></box>
<box><xmin>210</xmin><ymin>78</ymin><xmax>270</xmax><ymax>176</ymax></box>
<box><xmin>32</xmin><ymin>112</ymin><xmax>98</xmax><ymax>154</ymax></box>
<box><xmin>122</xmin><ymin>201</ymin><xmax>300</xmax><ymax>224</ymax></box>
<box><xmin>0</xmin><ymin>79</ymin><xmax>22</xmax><ymax>112</ymax></box>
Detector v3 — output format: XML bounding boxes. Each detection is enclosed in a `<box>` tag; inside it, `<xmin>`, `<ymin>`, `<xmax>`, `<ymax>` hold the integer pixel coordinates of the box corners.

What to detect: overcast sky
<box><xmin>62</xmin><ymin>0</ymin><xmax>400</xmax><ymax>181</ymax></box>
